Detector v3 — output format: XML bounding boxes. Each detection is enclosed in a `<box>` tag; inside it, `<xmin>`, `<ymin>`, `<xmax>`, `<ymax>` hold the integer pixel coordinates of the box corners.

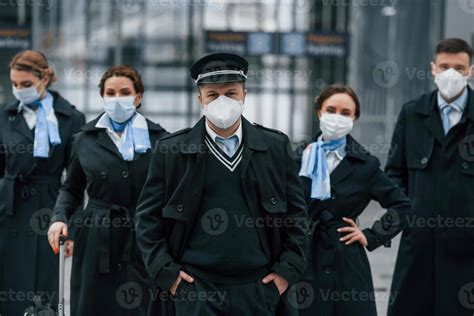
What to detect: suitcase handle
<box><xmin>58</xmin><ymin>235</ymin><xmax>66</xmax><ymax>316</ymax></box>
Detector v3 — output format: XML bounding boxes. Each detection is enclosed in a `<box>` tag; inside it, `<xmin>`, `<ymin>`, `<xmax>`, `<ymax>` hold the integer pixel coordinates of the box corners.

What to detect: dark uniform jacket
<box><xmin>295</xmin><ymin>134</ymin><xmax>411</xmax><ymax>316</ymax></box>
<box><xmin>50</xmin><ymin>114</ymin><xmax>168</xmax><ymax>316</ymax></box>
<box><xmin>0</xmin><ymin>91</ymin><xmax>85</xmax><ymax>315</ymax></box>
<box><xmin>135</xmin><ymin>117</ymin><xmax>309</xmax><ymax>316</ymax></box>
<box><xmin>386</xmin><ymin>87</ymin><xmax>474</xmax><ymax>316</ymax></box>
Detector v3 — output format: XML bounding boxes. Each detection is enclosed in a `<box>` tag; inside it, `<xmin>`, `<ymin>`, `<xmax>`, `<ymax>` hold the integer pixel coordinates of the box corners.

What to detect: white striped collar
<box><xmin>205</xmin><ymin>118</ymin><xmax>243</xmax><ymax>147</ymax></box>
<box><xmin>204</xmin><ymin>133</ymin><xmax>244</xmax><ymax>172</ymax></box>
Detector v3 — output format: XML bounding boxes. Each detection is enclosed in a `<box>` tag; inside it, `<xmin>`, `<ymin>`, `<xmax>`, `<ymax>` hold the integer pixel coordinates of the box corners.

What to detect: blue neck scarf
<box><xmin>22</xmin><ymin>92</ymin><xmax>62</xmax><ymax>158</ymax></box>
<box><xmin>107</xmin><ymin>113</ymin><xmax>151</xmax><ymax>161</ymax></box>
<box><xmin>299</xmin><ymin>136</ymin><xmax>347</xmax><ymax>200</ymax></box>
<box><xmin>109</xmin><ymin>115</ymin><xmax>133</xmax><ymax>134</ymax></box>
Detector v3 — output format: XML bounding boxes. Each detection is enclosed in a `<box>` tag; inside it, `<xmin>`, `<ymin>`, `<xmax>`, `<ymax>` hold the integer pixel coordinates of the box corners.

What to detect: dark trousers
<box><xmin>173</xmin><ymin>276</ymin><xmax>281</xmax><ymax>316</ymax></box>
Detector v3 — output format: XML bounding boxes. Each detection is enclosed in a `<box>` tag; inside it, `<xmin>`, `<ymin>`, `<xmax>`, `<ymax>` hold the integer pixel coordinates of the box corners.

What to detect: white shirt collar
<box><xmin>96</xmin><ymin>113</ymin><xmax>116</xmax><ymax>132</ymax></box>
<box><xmin>317</xmin><ymin>134</ymin><xmax>346</xmax><ymax>160</ymax></box>
<box><xmin>437</xmin><ymin>88</ymin><xmax>469</xmax><ymax>112</ymax></box>
<box><xmin>205</xmin><ymin>118</ymin><xmax>243</xmax><ymax>146</ymax></box>
<box><xmin>95</xmin><ymin>113</ymin><xmax>129</xmax><ymax>151</ymax></box>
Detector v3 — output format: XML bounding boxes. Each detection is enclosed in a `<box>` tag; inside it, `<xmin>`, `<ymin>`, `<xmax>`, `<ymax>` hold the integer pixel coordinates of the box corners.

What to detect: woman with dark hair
<box><xmin>296</xmin><ymin>84</ymin><xmax>412</xmax><ymax>316</ymax></box>
<box><xmin>47</xmin><ymin>65</ymin><xmax>168</xmax><ymax>315</ymax></box>
<box><xmin>0</xmin><ymin>50</ymin><xmax>85</xmax><ymax>315</ymax></box>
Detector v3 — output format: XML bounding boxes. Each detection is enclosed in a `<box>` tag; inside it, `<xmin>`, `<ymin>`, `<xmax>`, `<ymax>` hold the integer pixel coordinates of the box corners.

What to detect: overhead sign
<box><xmin>205</xmin><ymin>30</ymin><xmax>349</xmax><ymax>58</ymax></box>
<box><xmin>0</xmin><ymin>25</ymin><xmax>32</xmax><ymax>50</ymax></box>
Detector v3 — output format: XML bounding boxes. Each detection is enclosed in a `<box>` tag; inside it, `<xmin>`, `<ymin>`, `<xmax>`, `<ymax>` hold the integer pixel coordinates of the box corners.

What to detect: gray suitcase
<box><xmin>24</xmin><ymin>235</ymin><xmax>66</xmax><ymax>316</ymax></box>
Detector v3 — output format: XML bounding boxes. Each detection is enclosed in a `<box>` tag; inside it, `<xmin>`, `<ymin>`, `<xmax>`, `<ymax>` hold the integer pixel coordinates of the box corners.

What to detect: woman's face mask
<box><xmin>319</xmin><ymin>113</ymin><xmax>354</xmax><ymax>141</ymax></box>
<box><xmin>103</xmin><ymin>96</ymin><xmax>137</xmax><ymax>123</ymax></box>
<box><xmin>11</xmin><ymin>78</ymin><xmax>47</xmax><ymax>105</ymax></box>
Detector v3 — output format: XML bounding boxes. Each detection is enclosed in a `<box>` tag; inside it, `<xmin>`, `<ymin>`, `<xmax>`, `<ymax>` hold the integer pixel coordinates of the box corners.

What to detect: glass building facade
<box><xmin>1</xmin><ymin>0</ymin><xmax>472</xmax><ymax>157</ymax></box>
<box><xmin>1</xmin><ymin>0</ymin><xmax>351</xmax><ymax>143</ymax></box>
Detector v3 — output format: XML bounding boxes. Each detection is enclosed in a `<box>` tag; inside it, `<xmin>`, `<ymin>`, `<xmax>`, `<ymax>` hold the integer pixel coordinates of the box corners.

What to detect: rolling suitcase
<box><xmin>24</xmin><ymin>235</ymin><xmax>66</xmax><ymax>316</ymax></box>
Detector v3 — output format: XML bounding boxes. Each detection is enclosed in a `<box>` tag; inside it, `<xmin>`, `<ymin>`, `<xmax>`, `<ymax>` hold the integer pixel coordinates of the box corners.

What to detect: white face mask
<box><xmin>103</xmin><ymin>96</ymin><xmax>137</xmax><ymax>123</ymax></box>
<box><xmin>12</xmin><ymin>84</ymin><xmax>42</xmax><ymax>105</ymax></box>
<box><xmin>319</xmin><ymin>113</ymin><xmax>354</xmax><ymax>141</ymax></box>
<box><xmin>202</xmin><ymin>95</ymin><xmax>244</xmax><ymax>130</ymax></box>
<box><xmin>434</xmin><ymin>68</ymin><xmax>470</xmax><ymax>100</ymax></box>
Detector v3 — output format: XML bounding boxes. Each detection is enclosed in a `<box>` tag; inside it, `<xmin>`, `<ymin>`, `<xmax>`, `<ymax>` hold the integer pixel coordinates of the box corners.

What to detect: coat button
<box><xmin>463</xmin><ymin>162</ymin><xmax>469</xmax><ymax>169</ymax></box>
<box><xmin>122</xmin><ymin>171</ymin><xmax>129</xmax><ymax>178</ymax></box>
<box><xmin>8</xmin><ymin>116</ymin><xmax>15</xmax><ymax>121</ymax></box>
<box><xmin>421</xmin><ymin>157</ymin><xmax>428</xmax><ymax>165</ymax></box>
<box><xmin>270</xmin><ymin>197</ymin><xmax>278</xmax><ymax>205</ymax></box>
<box><xmin>101</xmin><ymin>172</ymin><xmax>107</xmax><ymax>179</ymax></box>
<box><xmin>117</xmin><ymin>263</ymin><xmax>122</xmax><ymax>271</ymax></box>
<box><xmin>177</xmin><ymin>205</ymin><xmax>184</xmax><ymax>212</ymax></box>
<box><xmin>324</xmin><ymin>267</ymin><xmax>331</xmax><ymax>274</ymax></box>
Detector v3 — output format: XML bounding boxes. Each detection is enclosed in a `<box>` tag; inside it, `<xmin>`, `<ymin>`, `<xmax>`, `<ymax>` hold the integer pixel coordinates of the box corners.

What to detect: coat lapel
<box><xmin>329</xmin><ymin>135</ymin><xmax>368</xmax><ymax>188</ymax></box>
<box><xmin>329</xmin><ymin>158</ymin><xmax>352</xmax><ymax>187</ymax></box>
<box><xmin>416</xmin><ymin>90</ymin><xmax>446</xmax><ymax>144</ymax></box>
<box><xmin>179</xmin><ymin>117</ymin><xmax>208</xmax><ymax>253</ymax></box>
<box><xmin>12</xmin><ymin>113</ymin><xmax>35</xmax><ymax>143</ymax></box>
<box><xmin>240</xmin><ymin>118</ymin><xmax>272</xmax><ymax>259</ymax></box>
<box><xmin>3</xmin><ymin>101</ymin><xmax>35</xmax><ymax>142</ymax></box>
<box><xmin>83</xmin><ymin>113</ymin><xmax>164</xmax><ymax>161</ymax></box>
<box><xmin>423</xmin><ymin>110</ymin><xmax>446</xmax><ymax>145</ymax></box>
<box><xmin>3</xmin><ymin>92</ymin><xmax>72</xmax><ymax>144</ymax></box>
<box><xmin>241</xmin><ymin>118</ymin><xmax>268</xmax><ymax>178</ymax></box>
<box><xmin>459</xmin><ymin>87</ymin><xmax>474</xmax><ymax>124</ymax></box>
<box><xmin>96</xmin><ymin>131</ymin><xmax>124</xmax><ymax>159</ymax></box>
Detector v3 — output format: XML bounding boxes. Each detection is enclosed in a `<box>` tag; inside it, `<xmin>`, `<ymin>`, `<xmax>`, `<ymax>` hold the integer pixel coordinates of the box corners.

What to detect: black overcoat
<box><xmin>386</xmin><ymin>87</ymin><xmax>474</xmax><ymax>316</ymax></box>
<box><xmin>50</xmin><ymin>114</ymin><xmax>168</xmax><ymax>316</ymax></box>
<box><xmin>295</xmin><ymin>134</ymin><xmax>411</xmax><ymax>316</ymax></box>
<box><xmin>0</xmin><ymin>91</ymin><xmax>85</xmax><ymax>315</ymax></box>
<box><xmin>135</xmin><ymin>117</ymin><xmax>309</xmax><ymax>316</ymax></box>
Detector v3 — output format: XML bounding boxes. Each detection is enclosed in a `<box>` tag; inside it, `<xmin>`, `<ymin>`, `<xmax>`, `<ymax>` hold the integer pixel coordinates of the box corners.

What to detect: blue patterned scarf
<box><xmin>21</xmin><ymin>92</ymin><xmax>61</xmax><ymax>158</ymax></box>
<box><xmin>108</xmin><ymin>113</ymin><xmax>151</xmax><ymax>161</ymax></box>
<box><xmin>299</xmin><ymin>136</ymin><xmax>347</xmax><ymax>200</ymax></box>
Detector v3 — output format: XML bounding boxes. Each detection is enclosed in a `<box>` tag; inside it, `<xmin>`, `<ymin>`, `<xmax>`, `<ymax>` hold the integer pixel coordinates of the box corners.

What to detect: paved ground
<box><xmin>63</xmin><ymin>201</ymin><xmax>398</xmax><ymax>316</ymax></box>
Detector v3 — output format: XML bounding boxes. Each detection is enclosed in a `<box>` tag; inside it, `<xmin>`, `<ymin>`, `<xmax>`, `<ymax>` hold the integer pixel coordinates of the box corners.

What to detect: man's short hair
<box><xmin>435</xmin><ymin>38</ymin><xmax>473</xmax><ymax>63</ymax></box>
